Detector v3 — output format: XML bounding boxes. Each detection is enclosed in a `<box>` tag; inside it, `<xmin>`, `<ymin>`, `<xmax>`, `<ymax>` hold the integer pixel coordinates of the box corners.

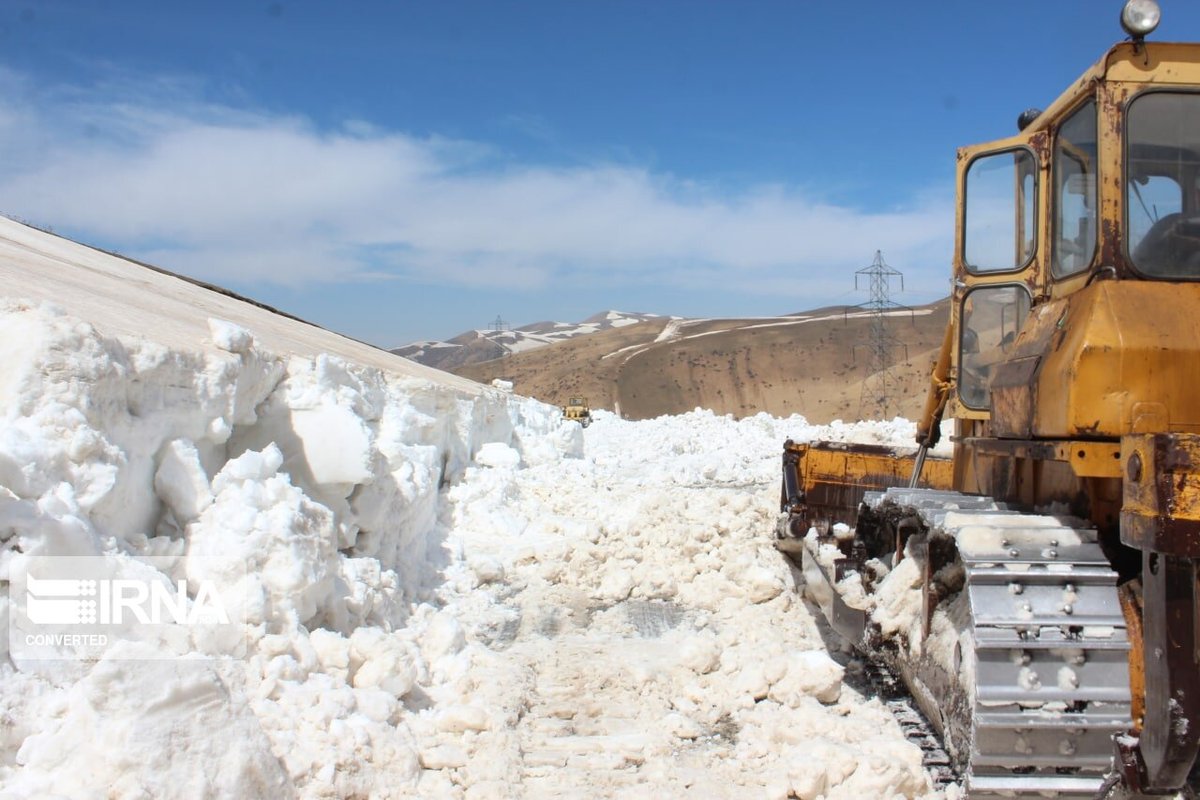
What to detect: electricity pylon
<box><xmin>852</xmin><ymin>250</ymin><xmax>913</xmax><ymax>419</ymax></box>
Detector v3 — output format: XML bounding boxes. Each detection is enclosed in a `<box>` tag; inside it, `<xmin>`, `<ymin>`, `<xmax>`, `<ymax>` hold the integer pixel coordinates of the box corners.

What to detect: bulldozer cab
<box><xmin>949</xmin><ymin>42</ymin><xmax>1200</xmax><ymax>427</ymax></box>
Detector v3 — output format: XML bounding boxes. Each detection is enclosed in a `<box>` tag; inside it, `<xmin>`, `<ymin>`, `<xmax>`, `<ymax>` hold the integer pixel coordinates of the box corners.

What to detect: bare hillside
<box><xmin>455</xmin><ymin>300</ymin><xmax>950</xmax><ymax>424</ymax></box>
<box><xmin>392</xmin><ymin>310</ymin><xmax>661</xmax><ymax>369</ymax></box>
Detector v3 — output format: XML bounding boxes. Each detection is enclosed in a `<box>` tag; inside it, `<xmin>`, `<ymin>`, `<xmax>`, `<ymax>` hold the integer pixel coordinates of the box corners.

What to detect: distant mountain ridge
<box><xmin>448</xmin><ymin>299</ymin><xmax>952</xmax><ymax>424</ymax></box>
<box><xmin>392</xmin><ymin>310</ymin><xmax>664</xmax><ymax>371</ymax></box>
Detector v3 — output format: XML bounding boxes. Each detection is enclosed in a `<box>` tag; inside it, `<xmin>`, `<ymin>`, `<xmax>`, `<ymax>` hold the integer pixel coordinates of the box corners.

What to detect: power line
<box><xmin>850</xmin><ymin>250</ymin><xmax>913</xmax><ymax>419</ymax></box>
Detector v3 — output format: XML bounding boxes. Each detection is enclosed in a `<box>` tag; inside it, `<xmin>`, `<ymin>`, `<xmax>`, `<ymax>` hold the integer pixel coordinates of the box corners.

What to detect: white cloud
<box><xmin>0</xmin><ymin>71</ymin><xmax>954</xmax><ymax>298</ymax></box>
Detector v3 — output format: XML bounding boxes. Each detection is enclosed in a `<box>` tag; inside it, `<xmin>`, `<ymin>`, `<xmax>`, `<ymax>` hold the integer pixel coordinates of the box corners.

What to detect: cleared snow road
<box><xmin>418</xmin><ymin>411</ymin><xmax>948</xmax><ymax>799</ymax></box>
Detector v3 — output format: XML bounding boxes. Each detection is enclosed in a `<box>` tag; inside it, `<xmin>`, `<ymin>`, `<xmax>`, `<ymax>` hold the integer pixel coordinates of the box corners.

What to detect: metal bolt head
<box><xmin>1128</xmin><ymin>451</ymin><xmax>1143</xmax><ymax>483</ymax></box>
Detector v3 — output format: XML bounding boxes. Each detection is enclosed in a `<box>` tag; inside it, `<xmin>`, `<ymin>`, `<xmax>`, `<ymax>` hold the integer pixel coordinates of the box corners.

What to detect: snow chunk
<box><xmin>435</xmin><ymin>704</ymin><xmax>490</xmax><ymax>733</ymax></box>
<box><xmin>208</xmin><ymin>318</ymin><xmax>254</xmax><ymax>354</ymax></box>
<box><xmin>349</xmin><ymin>628</ymin><xmax>417</xmax><ymax>698</ymax></box>
<box><xmin>153</xmin><ymin>438</ymin><xmax>213</xmax><ymax>524</ymax></box>
<box><xmin>419</xmin><ymin>744</ymin><xmax>468</xmax><ymax>770</ymax></box>
<box><xmin>186</xmin><ymin>444</ymin><xmax>336</xmax><ymax>625</ymax></box>
<box><xmin>474</xmin><ymin>442</ymin><xmax>521</xmax><ymax>469</ymax></box>
<box><xmin>291</xmin><ymin>403</ymin><xmax>373</xmax><ymax>487</ymax></box>
<box><xmin>871</xmin><ymin>552</ymin><xmax>924</xmax><ymax>641</ymax></box>
<box><xmin>6</xmin><ymin>647</ymin><xmax>290</xmax><ymax>798</ymax></box>
<box><xmin>768</xmin><ymin>650</ymin><xmax>845</xmax><ymax>705</ymax></box>
<box><xmin>676</xmin><ymin>633</ymin><xmax>721</xmax><ymax>674</ymax></box>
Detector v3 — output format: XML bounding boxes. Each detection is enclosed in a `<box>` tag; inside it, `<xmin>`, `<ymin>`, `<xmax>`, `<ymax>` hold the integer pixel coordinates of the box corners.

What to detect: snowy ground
<box><xmin>0</xmin><ymin>286</ymin><xmax>954</xmax><ymax>798</ymax></box>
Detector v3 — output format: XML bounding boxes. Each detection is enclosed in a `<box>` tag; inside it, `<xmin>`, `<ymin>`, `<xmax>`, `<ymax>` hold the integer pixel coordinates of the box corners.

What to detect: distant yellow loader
<box><xmin>562</xmin><ymin>396</ymin><xmax>592</xmax><ymax>428</ymax></box>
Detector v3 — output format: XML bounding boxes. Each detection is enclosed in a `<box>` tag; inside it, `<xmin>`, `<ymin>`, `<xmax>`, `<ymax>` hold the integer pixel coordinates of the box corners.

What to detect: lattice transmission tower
<box><xmin>488</xmin><ymin>315</ymin><xmax>510</xmax><ymax>333</ymax></box>
<box><xmin>852</xmin><ymin>250</ymin><xmax>913</xmax><ymax>419</ymax></box>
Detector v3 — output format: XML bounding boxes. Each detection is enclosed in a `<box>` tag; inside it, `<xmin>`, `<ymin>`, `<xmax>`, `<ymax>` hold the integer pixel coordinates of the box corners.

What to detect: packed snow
<box><xmin>0</xmin><ymin>287</ymin><xmax>957</xmax><ymax>797</ymax></box>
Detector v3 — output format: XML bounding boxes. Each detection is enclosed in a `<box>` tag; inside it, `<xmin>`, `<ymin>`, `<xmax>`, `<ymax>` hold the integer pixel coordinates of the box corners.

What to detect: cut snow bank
<box><xmin>0</xmin><ymin>297</ymin><xmax>580</xmax><ymax>798</ymax></box>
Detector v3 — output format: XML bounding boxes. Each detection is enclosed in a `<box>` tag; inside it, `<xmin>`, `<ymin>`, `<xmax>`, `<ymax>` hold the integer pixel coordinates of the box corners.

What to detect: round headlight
<box><xmin>1120</xmin><ymin>0</ymin><xmax>1161</xmax><ymax>38</ymax></box>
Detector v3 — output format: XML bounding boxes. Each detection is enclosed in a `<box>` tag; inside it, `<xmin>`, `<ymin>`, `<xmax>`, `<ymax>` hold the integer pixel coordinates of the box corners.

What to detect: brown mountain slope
<box><xmin>454</xmin><ymin>300</ymin><xmax>950</xmax><ymax>424</ymax></box>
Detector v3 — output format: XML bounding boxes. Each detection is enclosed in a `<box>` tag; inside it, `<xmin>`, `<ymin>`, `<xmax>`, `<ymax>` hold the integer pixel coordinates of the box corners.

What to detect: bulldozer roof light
<box><xmin>1120</xmin><ymin>0</ymin><xmax>1161</xmax><ymax>39</ymax></box>
<box><xmin>1017</xmin><ymin>108</ymin><xmax>1042</xmax><ymax>132</ymax></box>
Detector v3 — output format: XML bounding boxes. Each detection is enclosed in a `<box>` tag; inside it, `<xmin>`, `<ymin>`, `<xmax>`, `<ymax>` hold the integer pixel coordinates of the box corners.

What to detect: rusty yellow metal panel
<box><xmin>1031</xmin><ymin>282</ymin><xmax>1200</xmax><ymax>439</ymax></box>
<box><xmin>990</xmin><ymin>299</ymin><xmax>1064</xmax><ymax>438</ymax></box>
<box><xmin>1103</xmin><ymin>42</ymin><xmax>1200</xmax><ymax>84</ymax></box>
<box><xmin>1121</xmin><ymin>433</ymin><xmax>1200</xmax><ymax>556</ymax></box>
<box><xmin>1066</xmin><ymin>441</ymin><xmax>1123</xmax><ymax>478</ymax></box>
<box><xmin>1015</xmin><ymin>43</ymin><xmax>1200</xmax><ymax>144</ymax></box>
<box><xmin>785</xmin><ymin>441</ymin><xmax>954</xmax><ymax>528</ymax></box>
<box><xmin>1118</xmin><ymin>581</ymin><xmax>1146</xmax><ymax>735</ymax></box>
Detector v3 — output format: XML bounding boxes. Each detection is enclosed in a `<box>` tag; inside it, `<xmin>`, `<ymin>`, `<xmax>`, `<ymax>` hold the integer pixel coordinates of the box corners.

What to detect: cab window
<box><xmin>1052</xmin><ymin>100</ymin><xmax>1098</xmax><ymax>277</ymax></box>
<box><xmin>963</xmin><ymin>149</ymin><xmax>1037</xmax><ymax>273</ymax></box>
<box><xmin>1128</xmin><ymin>175</ymin><xmax>1181</xmax><ymax>248</ymax></box>
<box><xmin>959</xmin><ymin>285</ymin><xmax>1032</xmax><ymax>409</ymax></box>
<box><xmin>1127</xmin><ymin>92</ymin><xmax>1200</xmax><ymax>277</ymax></box>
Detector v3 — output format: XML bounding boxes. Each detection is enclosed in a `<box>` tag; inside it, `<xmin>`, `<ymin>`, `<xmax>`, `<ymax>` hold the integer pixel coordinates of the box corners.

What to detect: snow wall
<box><xmin>0</xmin><ymin>293</ymin><xmax>582</xmax><ymax>796</ymax></box>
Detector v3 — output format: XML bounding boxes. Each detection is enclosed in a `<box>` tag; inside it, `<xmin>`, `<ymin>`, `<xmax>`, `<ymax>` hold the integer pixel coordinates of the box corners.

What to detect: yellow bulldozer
<box><xmin>775</xmin><ymin>2</ymin><xmax>1200</xmax><ymax>796</ymax></box>
<box><xmin>562</xmin><ymin>396</ymin><xmax>592</xmax><ymax>427</ymax></box>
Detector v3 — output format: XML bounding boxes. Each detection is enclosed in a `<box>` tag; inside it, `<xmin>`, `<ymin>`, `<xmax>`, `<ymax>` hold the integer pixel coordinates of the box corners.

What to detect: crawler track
<box><xmin>846</xmin><ymin>657</ymin><xmax>956</xmax><ymax>792</ymax></box>
<box><xmin>788</xmin><ymin>488</ymin><xmax>1134</xmax><ymax>797</ymax></box>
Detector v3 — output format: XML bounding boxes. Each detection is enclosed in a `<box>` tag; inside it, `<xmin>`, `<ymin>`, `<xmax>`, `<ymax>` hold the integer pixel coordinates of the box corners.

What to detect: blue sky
<box><xmin>2</xmin><ymin>1</ymin><xmax>1199</xmax><ymax>347</ymax></box>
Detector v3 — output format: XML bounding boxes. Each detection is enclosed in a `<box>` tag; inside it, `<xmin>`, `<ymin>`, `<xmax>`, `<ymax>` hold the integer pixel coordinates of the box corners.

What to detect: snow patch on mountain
<box><xmin>392</xmin><ymin>311</ymin><xmax>664</xmax><ymax>368</ymax></box>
